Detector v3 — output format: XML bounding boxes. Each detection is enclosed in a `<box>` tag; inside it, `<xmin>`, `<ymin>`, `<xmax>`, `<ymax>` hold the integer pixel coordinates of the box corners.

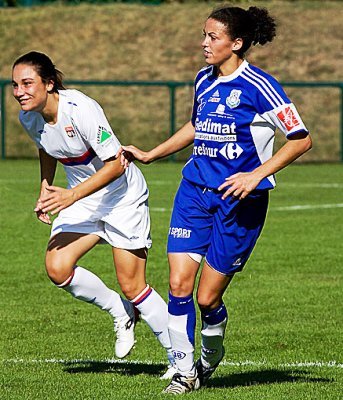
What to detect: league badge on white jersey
<box><xmin>64</xmin><ymin>125</ymin><xmax>76</xmax><ymax>138</ymax></box>
<box><xmin>226</xmin><ymin>89</ymin><xmax>242</xmax><ymax>109</ymax></box>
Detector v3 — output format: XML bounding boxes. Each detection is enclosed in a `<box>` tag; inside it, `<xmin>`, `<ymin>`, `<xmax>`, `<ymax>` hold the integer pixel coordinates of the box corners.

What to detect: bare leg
<box><xmin>196</xmin><ymin>262</ymin><xmax>234</xmax><ymax>383</ymax></box>
<box><xmin>113</xmin><ymin>247</ymin><xmax>173</xmax><ymax>364</ymax></box>
<box><xmin>46</xmin><ymin>233</ymin><xmax>135</xmax><ymax>358</ymax></box>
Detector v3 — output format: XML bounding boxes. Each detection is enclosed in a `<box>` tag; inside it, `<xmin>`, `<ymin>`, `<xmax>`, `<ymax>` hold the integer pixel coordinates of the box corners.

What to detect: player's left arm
<box><xmin>38</xmin><ymin>156</ymin><xmax>123</xmax><ymax>215</ymax></box>
<box><xmin>219</xmin><ymin>132</ymin><xmax>312</xmax><ymax>200</ymax></box>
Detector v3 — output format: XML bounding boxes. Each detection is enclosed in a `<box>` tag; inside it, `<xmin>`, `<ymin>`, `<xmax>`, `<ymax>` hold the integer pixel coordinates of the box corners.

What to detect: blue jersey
<box><xmin>182</xmin><ymin>60</ymin><xmax>309</xmax><ymax>190</ymax></box>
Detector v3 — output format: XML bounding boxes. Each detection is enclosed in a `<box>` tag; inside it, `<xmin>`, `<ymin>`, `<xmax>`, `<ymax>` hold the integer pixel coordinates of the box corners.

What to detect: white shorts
<box><xmin>51</xmin><ymin>195</ymin><xmax>152</xmax><ymax>250</ymax></box>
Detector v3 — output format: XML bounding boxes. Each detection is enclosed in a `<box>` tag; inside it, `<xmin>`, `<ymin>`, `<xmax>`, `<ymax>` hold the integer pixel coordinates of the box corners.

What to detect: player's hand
<box><xmin>121</xmin><ymin>145</ymin><xmax>151</xmax><ymax>164</ymax></box>
<box><xmin>36</xmin><ymin>185</ymin><xmax>77</xmax><ymax>215</ymax></box>
<box><xmin>34</xmin><ymin>200</ymin><xmax>52</xmax><ymax>225</ymax></box>
<box><xmin>218</xmin><ymin>172</ymin><xmax>261</xmax><ymax>200</ymax></box>
<box><xmin>116</xmin><ymin>146</ymin><xmax>135</xmax><ymax>169</ymax></box>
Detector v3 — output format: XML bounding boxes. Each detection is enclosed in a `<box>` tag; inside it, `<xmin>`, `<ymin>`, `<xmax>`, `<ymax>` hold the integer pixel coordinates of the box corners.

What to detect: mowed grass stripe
<box><xmin>3</xmin><ymin>358</ymin><xmax>343</xmax><ymax>369</ymax></box>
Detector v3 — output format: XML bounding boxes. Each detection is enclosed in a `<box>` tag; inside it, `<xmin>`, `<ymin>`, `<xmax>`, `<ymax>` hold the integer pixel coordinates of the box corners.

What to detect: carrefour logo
<box><xmin>219</xmin><ymin>143</ymin><xmax>243</xmax><ymax>160</ymax></box>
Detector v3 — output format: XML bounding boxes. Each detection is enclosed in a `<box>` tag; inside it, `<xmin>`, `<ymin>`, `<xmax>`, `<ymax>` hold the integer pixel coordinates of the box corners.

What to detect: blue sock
<box><xmin>168</xmin><ymin>292</ymin><xmax>196</xmax><ymax>374</ymax></box>
<box><xmin>200</xmin><ymin>303</ymin><xmax>228</xmax><ymax>367</ymax></box>
<box><xmin>201</xmin><ymin>302</ymin><xmax>228</xmax><ymax>326</ymax></box>
<box><xmin>168</xmin><ymin>292</ymin><xmax>196</xmax><ymax>345</ymax></box>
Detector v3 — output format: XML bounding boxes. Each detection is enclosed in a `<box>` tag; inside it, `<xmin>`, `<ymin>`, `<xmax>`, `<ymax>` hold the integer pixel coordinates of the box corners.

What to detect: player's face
<box><xmin>12</xmin><ymin>64</ymin><xmax>53</xmax><ymax>113</ymax></box>
<box><xmin>202</xmin><ymin>18</ymin><xmax>239</xmax><ymax>67</ymax></box>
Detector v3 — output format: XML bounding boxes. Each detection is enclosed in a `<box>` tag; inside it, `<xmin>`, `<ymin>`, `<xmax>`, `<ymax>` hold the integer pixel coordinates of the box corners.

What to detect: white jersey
<box><xmin>19</xmin><ymin>89</ymin><xmax>151</xmax><ymax>249</ymax></box>
<box><xmin>19</xmin><ymin>89</ymin><xmax>148</xmax><ymax>214</ymax></box>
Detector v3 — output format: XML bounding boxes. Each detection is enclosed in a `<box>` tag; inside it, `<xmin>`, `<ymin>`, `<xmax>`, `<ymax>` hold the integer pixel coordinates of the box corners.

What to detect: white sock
<box><xmin>131</xmin><ymin>285</ymin><xmax>173</xmax><ymax>362</ymax></box>
<box><xmin>58</xmin><ymin>266</ymin><xmax>133</xmax><ymax>319</ymax></box>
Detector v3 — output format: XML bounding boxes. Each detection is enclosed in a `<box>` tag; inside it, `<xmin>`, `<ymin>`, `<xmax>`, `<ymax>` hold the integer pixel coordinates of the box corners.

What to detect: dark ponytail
<box><xmin>208</xmin><ymin>6</ymin><xmax>276</xmax><ymax>57</ymax></box>
<box><xmin>247</xmin><ymin>6</ymin><xmax>276</xmax><ymax>46</ymax></box>
<box><xmin>12</xmin><ymin>51</ymin><xmax>65</xmax><ymax>92</ymax></box>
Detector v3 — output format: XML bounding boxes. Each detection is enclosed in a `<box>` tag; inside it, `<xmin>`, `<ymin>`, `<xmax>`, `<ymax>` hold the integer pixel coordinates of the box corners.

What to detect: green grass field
<box><xmin>0</xmin><ymin>160</ymin><xmax>342</xmax><ymax>399</ymax></box>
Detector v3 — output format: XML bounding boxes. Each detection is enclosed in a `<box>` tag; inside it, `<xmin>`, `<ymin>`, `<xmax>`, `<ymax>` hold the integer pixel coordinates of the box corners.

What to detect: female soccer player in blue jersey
<box><xmin>11</xmin><ymin>51</ymin><xmax>176</xmax><ymax>377</ymax></box>
<box><xmin>122</xmin><ymin>5</ymin><xmax>312</xmax><ymax>394</ymax></box>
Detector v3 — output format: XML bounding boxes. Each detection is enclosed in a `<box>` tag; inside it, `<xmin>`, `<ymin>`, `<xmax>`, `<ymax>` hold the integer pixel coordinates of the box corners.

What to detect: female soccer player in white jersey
<box><xmin>11</xmin><ymin>51</ymin><xmax>175</xmax><ymax>377</ymax></box>
<box><xmin>121</xmin><ymin>5</ymin><xmax>312</xmax><ymax>394</ymax></box>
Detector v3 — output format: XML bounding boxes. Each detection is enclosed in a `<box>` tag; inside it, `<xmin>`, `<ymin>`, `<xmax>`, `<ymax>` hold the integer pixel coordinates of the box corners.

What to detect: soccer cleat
<box><xmin>162</xmin><ymin>371</ymin><xmax>200</xmax><ymax>394</ymax></box>
<box><xmin>113</xmin><ymin>313</ymin><xmax>136</xmax><ymax>358</ymax></box>
<box><xmin>195</xmin><ymin>347</ymin><xmax>225</xmax><ymax>386</ymax></box>
<box><xmin>160</xmin><ymin>364</ymin><xmax>178</xmax><ymax>380</ymax></box>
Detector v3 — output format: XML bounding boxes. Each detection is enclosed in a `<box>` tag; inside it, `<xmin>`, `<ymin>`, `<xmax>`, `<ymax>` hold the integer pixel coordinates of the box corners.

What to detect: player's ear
<box><xmin>47</xmin><ymin>79</ymin><xmax>55</xmax><ymax>93</ymax></box>
<box><xmin>232</xmin><ymin>38</ymin><xmax>243</xmax><ymax>51</ymax></box>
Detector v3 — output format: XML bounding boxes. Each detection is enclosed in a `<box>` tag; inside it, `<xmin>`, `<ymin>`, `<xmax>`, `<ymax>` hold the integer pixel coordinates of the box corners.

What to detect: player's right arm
<box><xmin>121</xmin><ymin>120</ymin><xmax>195</xmax><ymax>164</ymax></box>
<box><xmin>34</xmin><ymin>149</ymin><xmax>57</xmax><ymax>224</ymax></box>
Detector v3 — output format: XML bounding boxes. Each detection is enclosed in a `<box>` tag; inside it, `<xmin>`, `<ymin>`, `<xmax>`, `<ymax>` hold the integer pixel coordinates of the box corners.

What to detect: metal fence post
<box><xmin>340</xmin><ymin>85</ymin><xmax>343</xmax><ymax>162</ymax></box>
<box><xmin>0</xmin><ymin>82</ymin><xmax>6</xmax><ymax>160</ymax></box>
<box><xmin>169</xmin><ymin>83</ymin><xmax>176</xmax><ymax>161</ymax></box>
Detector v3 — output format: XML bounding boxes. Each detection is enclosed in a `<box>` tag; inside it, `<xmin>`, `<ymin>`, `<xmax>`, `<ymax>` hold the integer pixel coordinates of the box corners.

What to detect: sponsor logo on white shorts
<box><xmin>169</xmin><ymin>227</ymin><xmax>192</xmax><ymax>239</ymax></box>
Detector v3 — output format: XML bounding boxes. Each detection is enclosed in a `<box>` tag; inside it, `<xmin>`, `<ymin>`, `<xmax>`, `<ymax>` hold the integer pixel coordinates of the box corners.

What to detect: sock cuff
<box><xmin>55</xmin><ymin>266</ymin><xmax>77</xmax><ymax>288</ymax></box>
<box><xmin>131</xmin><ymin>284</ymin><xmax>153</xmax><ymax>306</ymax></box>
<box><xmin>168</xmin><ymin>292</ymin><xmax>195</xmax><ymax>316</ymax></box>
<box><xmin>201</xmin><ymin>302</ymin><xmax>228</xmax><ymax>325</ymax></box>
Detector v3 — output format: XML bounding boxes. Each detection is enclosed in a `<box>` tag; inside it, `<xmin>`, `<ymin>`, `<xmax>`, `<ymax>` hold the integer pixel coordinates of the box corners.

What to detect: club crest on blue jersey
<box><xmin>64</xmin><ymin>125</ymin><xmax>76</xmax><ymax>138</ymax></box>
<box><xmin>226</xmin><ymin>89</ymin><xmax>242</xmax><ymax>109</ymax></box>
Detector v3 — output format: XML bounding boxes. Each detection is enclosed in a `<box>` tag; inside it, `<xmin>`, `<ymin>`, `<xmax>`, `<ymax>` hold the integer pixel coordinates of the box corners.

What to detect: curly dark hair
<box><xmin>208</xmin><ymin>6</ymin><xmax>276</xmax><ymax>57</ymax></box>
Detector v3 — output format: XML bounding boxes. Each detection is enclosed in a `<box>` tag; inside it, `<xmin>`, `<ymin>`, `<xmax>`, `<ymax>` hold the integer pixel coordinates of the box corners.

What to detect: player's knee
<box><xmin>197</xmin><ymin>292</ymin><xmax>221</xmax><ymax>311</ymax></box>
<box><xmin>169</xmin><ymin>276</ymin><xmax>193</xmax><ymax>297</ymax></box>
<box><xmin>45</xmin><ymin>256</ymin><xmax>74</xmax><ymax>285</ymax></box>
<box><xmin>119</xmin><ymin>281</ymin><xmax>145</xmax><ymax>300</ymax></box>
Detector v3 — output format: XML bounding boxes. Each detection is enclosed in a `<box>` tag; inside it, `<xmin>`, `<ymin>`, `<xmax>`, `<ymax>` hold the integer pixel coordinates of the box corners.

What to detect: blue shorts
<box><xmin>167</xmin><ymin>179</ymin><xmax>269</xmax><ymax>275</ymax></box>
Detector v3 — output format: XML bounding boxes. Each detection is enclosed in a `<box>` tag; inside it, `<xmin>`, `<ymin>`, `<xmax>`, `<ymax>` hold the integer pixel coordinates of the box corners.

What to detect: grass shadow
<box><xmin>208</xmin><ymin>369</ymin><xmax>333</xmax><ymax>388</ymax></box>
<box><xmin>63</xmin><ymin>362</ymin><xmax>334</xmax><ymax>389</ymax></box>
<box><xmin>63</xmin><ymin>360</ymin><xmax>166</xmax><ymax>376</ymax></box>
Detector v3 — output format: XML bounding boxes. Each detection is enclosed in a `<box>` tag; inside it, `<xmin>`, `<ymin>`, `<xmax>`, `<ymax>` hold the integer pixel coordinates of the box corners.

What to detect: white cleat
<box><xmin>113</xmin><ymin>314</ymin><xmax>135</xmax><ymax>358</ymax></box>
<box><xmin>160</xmin><ymin>364</ymin><xmax>178</xmax><ymax>380</ymax></box>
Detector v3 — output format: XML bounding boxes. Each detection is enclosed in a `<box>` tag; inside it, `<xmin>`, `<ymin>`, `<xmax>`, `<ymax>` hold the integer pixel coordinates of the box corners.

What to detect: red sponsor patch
<box><xmin>277</xmin><ymin>106</ymin><xmax>300</xmax><ymax>131</ymax></box>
